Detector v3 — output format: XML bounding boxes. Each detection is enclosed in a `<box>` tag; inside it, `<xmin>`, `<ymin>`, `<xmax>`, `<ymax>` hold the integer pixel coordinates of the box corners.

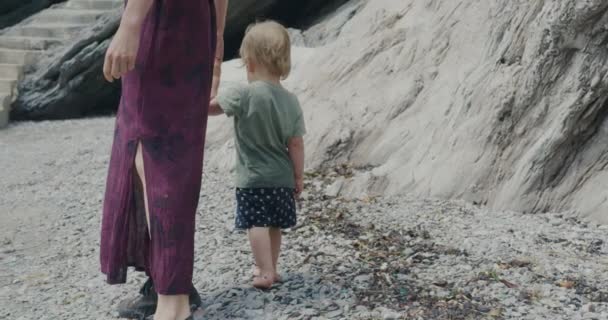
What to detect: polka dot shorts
<box><xmin>235</xmin><ymin>187</ymin><xmax>297</xmax><ymax>230</ymax></box>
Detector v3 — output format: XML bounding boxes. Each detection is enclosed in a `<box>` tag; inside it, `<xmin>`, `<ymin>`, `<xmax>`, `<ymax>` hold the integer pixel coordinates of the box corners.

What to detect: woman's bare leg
<box><xmin>135</xmin><ymin>143</ymin><xmax>190</xmax><ymax>319</ymax></box>
<box><xmin>134</xmin><ymin>143</ymin><xmax>151</xmax><ymax>235</ymax></box>
<box><xmin>154</xmin><ymin>295</ymin><xmax>190</xmax><ymax>320</ymax></box>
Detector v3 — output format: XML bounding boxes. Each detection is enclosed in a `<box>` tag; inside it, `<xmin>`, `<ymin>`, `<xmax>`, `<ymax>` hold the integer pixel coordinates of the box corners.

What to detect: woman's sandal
<box><xmin>252</xmin><ymin>275</ymin><xmax>274</xmax><ymax>290</ymax></box>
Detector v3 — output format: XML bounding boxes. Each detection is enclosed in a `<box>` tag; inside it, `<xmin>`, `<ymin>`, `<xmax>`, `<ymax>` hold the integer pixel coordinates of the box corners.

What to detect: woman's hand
<box><xmin>103</xmin><ymin>25</ymin><xmax>140</xmax><ymax>82</ymax></box>
<box><xmin>102</xmin><ymin>0</ymin><xmax>153</xmax><ymax>82</ymax></box>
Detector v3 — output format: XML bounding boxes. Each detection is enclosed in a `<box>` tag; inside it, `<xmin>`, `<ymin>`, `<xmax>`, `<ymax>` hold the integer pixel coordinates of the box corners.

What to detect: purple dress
<box><xmin>100</xmin><ymin>0</ymin><xmax>216</xmax><ymax>295</ymax></box>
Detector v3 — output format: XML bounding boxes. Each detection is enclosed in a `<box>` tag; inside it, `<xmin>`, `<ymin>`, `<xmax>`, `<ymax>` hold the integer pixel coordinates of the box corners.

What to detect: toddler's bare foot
<box><xmin>253</xmin><ymin>266</ymin><xmax>282</xmax><ymax>282</ymax></box>
<box><xmin>253</xmin><ymin>274</ymin><xmax>274</xmax><ymax>290</ymax></box>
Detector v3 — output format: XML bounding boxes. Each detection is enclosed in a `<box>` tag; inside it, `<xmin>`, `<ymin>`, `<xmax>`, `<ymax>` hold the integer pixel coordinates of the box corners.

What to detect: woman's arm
<box><xmin>211</xmin><ymin>0</ymin><xmax>228</xmax><ymax>98</ymax></box>
<box><xmin>215</xmin><ymin>0</ymin><xmax>228</xmax><ymax>34</ymax></box>
<box><xmin>208</xmin><ymin>99</ymin><xmax>225</xmax><ymax>116</ymax></box>
<box><xmin>103</xmin><ymin>0</ymin><xmax>153</xmax><ymax>82</ymax></box>
<box><xmin>288</xmin><ymin>137</ymin><xmax>305</xmax><ymax>196</ymax></box>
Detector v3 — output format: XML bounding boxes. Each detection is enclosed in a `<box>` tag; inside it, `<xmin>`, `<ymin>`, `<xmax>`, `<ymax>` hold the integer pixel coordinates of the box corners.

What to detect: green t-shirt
<box><xmin>217</xmin><ymin>81</ymin><xmax>306</xmax><ymax>188</ymax></box>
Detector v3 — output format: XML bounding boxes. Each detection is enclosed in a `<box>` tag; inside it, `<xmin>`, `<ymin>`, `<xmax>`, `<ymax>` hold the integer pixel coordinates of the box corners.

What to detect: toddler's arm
<box><xmin>288</xmin><ymin>137</ymin><xmax>305</xmax><ymax>196</ymax></box>
<box><xmin>208</xmin><ymin>99</ymin><xmax>225</xmax><ymax>116</ymax></box>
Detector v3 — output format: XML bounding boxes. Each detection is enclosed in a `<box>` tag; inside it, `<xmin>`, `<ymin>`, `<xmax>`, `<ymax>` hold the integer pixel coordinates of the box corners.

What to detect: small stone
<box><xmin>244</xmin><ymin>294</ymin><xmax>265</xmax><ymax>309</ymax></box>
<box><xmin>355</xmin><ymin>274</ymin><xmax>372</xmax><ymax>282</ymax></box>
<box><xmin>584</xmin><ymin>303</ymin><xmax>596</xmax><ymax>313</ymax></box>
<box><xmin>301</xmin><ymin>191</ymin><xmax>312</xmax><ymax>200</ymax></box>
<box><xmin>325</xmin><ymin>309</ymin><xmax>343</xmax><ymax>318</ymax></box>
<box><xmin>324</xmin><ymin>178</ymin><xmax>345</xmax><ymax>197</ymax></box>
<box><xmin>582</xmin><ymin>312</ymin><xmax>601</xmax><ymax>319</ymax></box>
<box><xmin>301</xmin><ymin>308</ymin><xmax>320</xmax><ymax>316</ymax></box>
<box><xmin>243</xmin><ymin>309</ymin><xmax>264</xmax><ymax>318</ymax></box>
<box><xmin>379</xmin><ymin>308</ymin><xmax>402</xmax><ymax>320</ymax></box>
<box><xmin>403</xmin><ymin>248</ymin><xmax>415</xmax><ymax>256</ymax></box>
<box><xmin>355</xmin><ymin>305</ymin><xmax>369</xmax><ymax>312</ymax></box>
<box><xmin>205</xmin><ymin>303</ymin><xmax>222</xmax><ymax>312</ymax></box>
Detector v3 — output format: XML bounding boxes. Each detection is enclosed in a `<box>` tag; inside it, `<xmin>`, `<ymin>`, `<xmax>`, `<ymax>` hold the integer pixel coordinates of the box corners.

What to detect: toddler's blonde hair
<box><xmin>239</xmin><ymin>20</ymin><xmax>292</xmax><ymax>79</ymax></box>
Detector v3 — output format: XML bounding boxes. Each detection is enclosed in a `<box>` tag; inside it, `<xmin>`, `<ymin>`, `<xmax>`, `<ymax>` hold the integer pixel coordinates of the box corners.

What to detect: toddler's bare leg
<box><xmin>252</xmin><ymin>229</ymin><xmax>282</xmax><ymax>282</ymax></box>
<box><xmin>249</xmin><ymin>227</ymin><xmax>275</xmax><ymax>288</ymax></box>
<box><xmin>269</xmin><ymin>228</ymin><xmax>282</xmax><ymax>272</ymax></box>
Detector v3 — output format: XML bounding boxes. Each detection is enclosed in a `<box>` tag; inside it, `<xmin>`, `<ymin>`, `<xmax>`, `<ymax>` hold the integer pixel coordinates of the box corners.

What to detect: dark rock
<box><xmin>224</xmin><ymin>0</ymin><xmax>349</xmax><ymax>56</ymax></box>
<box><xmin>12</xmin><ymin>9</ymin><xmax>121</xmax><ymax>120</ymax></box>
<box><xmin>0</xmin><ymin>0</ymin><xmax>64</xmax><ymax>30</ymax></box>
<box><xmin>223</xmin><ymin>0</ymin><xmax>278</xmax><ymax>58</ymax></box>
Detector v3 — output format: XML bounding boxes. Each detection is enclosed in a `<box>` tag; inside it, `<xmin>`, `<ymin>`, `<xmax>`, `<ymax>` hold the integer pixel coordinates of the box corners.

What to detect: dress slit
<box><xmin>125</xmin><ymin>139</ymin><xmax>152</xmax><ymax>274</ymax></box>
<box><xmin>134</xmin><ymin>140</ymin><xmax>152</xmax><ymax>239</ymax></box>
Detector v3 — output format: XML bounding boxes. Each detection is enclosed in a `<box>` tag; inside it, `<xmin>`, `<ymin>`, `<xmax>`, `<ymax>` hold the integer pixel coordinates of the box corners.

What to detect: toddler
<box><xmin>209</xmin><ymin>21</ymin><xmax>305</xmax><ymax>289</ymax></box>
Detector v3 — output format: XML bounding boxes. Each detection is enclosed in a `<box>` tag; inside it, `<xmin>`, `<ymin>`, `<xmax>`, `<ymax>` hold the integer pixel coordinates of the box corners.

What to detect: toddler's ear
<box><xmin>246</xmin><ymin>60</ymin><xmax>256</xmax><ymax>73</ymax></box>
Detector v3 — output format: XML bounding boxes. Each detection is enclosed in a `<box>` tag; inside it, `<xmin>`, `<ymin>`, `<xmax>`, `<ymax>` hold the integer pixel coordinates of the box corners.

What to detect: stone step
<box><xmin>65</xmin><ymin>0</ymin><xmax>123</xmax><ymax>10</ymax></box>
<box><xmin>0</xmin><ymin>0</ymin><xmax>122</xmax><ymax>129</ymax></box>
<box><xmin>0</xmin><ymin>64</ymin><xmax>24</xmax><ymax>80</ymax></box>
<box><xmin>0</xmin><ymin>49</ymin><xmax>41</xmax><ymax>65</ymax></box>
<box><xmin>0</xmin><ymin>36</ymin><xmax>62</xmax><ymax>51</ymax></box>
<box><xmin>0</xmin><ymin>79</ymin><xmax>17</xmax><ymax>94</ymax></box>
<box><xmin>0</xmin><ymin>93</ymin><xmax>10</xmax><ymax>129</ymax></box>
<box><xmin>6</xmin><ymin>24</ymin><xmax>84</xmax><ymax>39</ymax></box>
<box><xmin>33</xmin><ymin>9</ymin><xmax>107</xmax><ymax>24</ymax></box>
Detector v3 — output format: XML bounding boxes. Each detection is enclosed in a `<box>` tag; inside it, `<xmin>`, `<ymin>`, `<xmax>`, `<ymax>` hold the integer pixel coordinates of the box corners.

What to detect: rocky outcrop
<box><xmin>1</xmin><ymin>0</ymin><xmax>118</xmax><ymax>127</ymax></box>
<box><xmin>206</xmin><ymin>0</ymin><xmax>608</xmax><ymax>223</ymax></box>
<box><xmin>11</xmin><ymin>6</ymin><xmax>121</xmax><ymax>120</ymax></box>
<box><xmin>0</xmin><ymin>0</ymin><xmax>63</xmax><ymax>30</ymax></box>
<box><xmin>11</xmin><ymin>0</ymin><xmax>349</xmax><ymax>120</ymax></box>
<box><xmin>225</xmin><ymin>0</ymin><xmax>350</xmax><ymax>55</ymax></box>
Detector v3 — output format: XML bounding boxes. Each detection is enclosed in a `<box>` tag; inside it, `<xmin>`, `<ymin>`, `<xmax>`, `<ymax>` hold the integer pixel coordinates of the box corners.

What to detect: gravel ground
<box><xmin>1</xmin><ymin>118</ymin><xmax>608</xmax><ymax>320</ymax></box>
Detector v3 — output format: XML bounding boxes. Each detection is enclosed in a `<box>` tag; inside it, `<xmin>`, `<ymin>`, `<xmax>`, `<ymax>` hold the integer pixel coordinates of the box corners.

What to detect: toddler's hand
<box><xmin>294</xmin><ymin>177</ymin><xmax>303</xmax><ymax>198</ymax></box>
<box><xmin>211</xmin><ymin>63</ymin><xmax>221</xmax><ymax>99</ymax></box>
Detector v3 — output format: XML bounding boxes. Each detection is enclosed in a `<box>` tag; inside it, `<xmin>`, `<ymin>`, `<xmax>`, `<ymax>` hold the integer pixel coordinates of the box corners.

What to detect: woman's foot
<box><xmin>118</xmin><ymin>279</ymin><xmax>202</xmax><ymax>319</ymax></box>
<box><xmin>252</xmin><ymin>266</ymin><xmax>282</xmax><ymax>282</ymax></box>
<box><xmin>148</xmin><ymin>294</ymin><xmax>191</xmax><ymax>320</ymax></box>
<box><xmin>253</xmin><ymin>274</ymin><xmax>274</xmax><ymax>290</ymax></box>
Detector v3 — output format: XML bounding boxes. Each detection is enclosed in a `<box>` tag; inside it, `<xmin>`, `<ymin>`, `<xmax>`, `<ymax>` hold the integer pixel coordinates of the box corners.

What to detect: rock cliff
<box><xmin>8</xmin><ymin>0</ymin><xmax>608</xmax><ymax>222</ymax></box>
<box><xmin>206</xmin><ymin>0</ymin><xmax>608</xmax><ymax>222</ymax></box>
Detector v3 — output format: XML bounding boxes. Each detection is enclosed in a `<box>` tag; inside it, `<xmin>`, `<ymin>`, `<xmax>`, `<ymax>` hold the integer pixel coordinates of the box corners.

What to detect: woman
<box><xmin>100</xmin><ymin>0</ymin><xmax>228</xmax><ymax>319</ymax></box>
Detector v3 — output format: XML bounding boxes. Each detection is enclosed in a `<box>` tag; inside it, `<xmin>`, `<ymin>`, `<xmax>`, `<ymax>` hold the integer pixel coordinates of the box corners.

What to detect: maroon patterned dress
<box><xmin>100</xmin><ymin>0</ymin><xmax>216</xmax><ymax>295</ymax></box>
